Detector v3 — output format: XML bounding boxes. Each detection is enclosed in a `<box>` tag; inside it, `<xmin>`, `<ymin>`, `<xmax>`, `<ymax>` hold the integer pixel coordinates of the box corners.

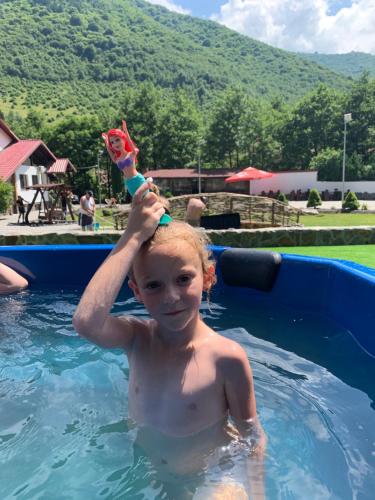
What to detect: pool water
<box><xmin>1</xmin><ymin>287</ymin><xmax>375</xmax><ymax>499</ymax></box>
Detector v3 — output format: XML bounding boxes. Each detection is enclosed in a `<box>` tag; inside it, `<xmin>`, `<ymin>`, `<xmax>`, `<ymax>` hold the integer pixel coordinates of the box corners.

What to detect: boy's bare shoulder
<box><xmin>206</xmin><ymin>332</ymin><xmax>250</xmax><ymax>378</ymax></box>
<box><xmin>211</xmin><ymin>333</ymin><xmax>246</xmax><ymax>358</ymax></box>
<box><xmin>207</xmin><ymin>332</ymin><xmax>248</xmax><ymax>362</ymax></box>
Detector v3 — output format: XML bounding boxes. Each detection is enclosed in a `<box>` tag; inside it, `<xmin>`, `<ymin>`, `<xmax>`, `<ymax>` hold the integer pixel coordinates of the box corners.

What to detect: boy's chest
<box><xmin>128</xmin><ymin>348</ymin><xmax>226</xmax><ymax>434</ymax></box>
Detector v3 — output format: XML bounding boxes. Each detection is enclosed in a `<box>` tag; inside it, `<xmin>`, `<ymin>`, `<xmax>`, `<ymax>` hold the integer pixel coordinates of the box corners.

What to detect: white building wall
<box><xmin>0</xmin><ymin>129</ymin><xmax>12</xmax><ymax>150</ymax></box>
<box><xmin>251</xmin><ymin>171</ymin><xmax>317</xmax><ymax>194</ymax></box>
<box><xmin>250</xmin><ymin>171</ymin><xmax>375</xmax><ymax>195</ymax></box>
<box><xmin>16</xmin><ymin>164</ymin><xmax>48</xmax><ymax>204</ymax></box>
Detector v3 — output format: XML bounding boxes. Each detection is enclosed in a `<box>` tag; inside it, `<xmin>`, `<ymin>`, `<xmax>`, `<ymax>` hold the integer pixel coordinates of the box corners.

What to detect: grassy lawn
<box><xmin>94</xmin><ymin>208</ymin><xmax>117</xmax><ymax>228</ymax></box>
<box><xmin>67</xmin><ymin>208</ymin><xmax>116</xmax><ymax>228</ymax></box>
<box><xmin>301</xmin><ymin>213</ymin><xmax>375</xmax><ymax>226</ymax></box>
<box><xmin>261</xmin><ymin>245</ymin><xmax>375</xmax><ymax>269</ymax></box>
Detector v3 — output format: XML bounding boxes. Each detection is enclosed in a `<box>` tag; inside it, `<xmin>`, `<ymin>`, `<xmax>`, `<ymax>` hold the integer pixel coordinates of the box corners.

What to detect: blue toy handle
<box><xmin>125</xmin><ymin>174</ymin><xmax>172</xmax><ymax>226</ymax></box>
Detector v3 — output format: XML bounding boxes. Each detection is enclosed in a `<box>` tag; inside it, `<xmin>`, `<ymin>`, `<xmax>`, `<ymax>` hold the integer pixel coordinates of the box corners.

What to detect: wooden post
<box><xmin>25</xmin><ymin>188</ymin><xmax>39</xmax><ymax>225</ymax></box>
<box><xmin>271</xmin><ymin>201</ymin><xmax>275</xmax><ymax>226</ymax></box>
<box><xmin>48</xmin><ymin>186</ymin><xmax>60</xmax><ymax>223</ymax></box>
<box><xmin>67</xmin><ymin>196</ymin><xmax>75</xmax><ymax>221</ymax></box>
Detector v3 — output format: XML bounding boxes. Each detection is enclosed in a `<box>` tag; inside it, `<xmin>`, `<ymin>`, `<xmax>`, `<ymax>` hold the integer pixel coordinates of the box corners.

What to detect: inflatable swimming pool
<box><xmin>1</xmin><ymin>244</ymin><xmax>374</xmax><ymax>498</ymax></box>
<box><xmin>1</xmin><ymin>244</ymin><xmax>374</xmax><ymax>356</ymax></box>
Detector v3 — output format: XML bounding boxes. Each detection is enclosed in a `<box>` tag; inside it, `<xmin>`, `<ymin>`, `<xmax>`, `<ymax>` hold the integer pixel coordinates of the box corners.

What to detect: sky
<box><xmin>145</xmin><ymin>0</ymin><xmax>375</xmax><ymax>54</ymax></box>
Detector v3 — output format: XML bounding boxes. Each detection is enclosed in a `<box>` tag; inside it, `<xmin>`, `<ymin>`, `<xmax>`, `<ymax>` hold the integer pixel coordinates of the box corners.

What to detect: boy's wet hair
<box><xmin>130</xmin><ymin>221</ymin><xmax>217</xmax><ymax>291</ymax></box>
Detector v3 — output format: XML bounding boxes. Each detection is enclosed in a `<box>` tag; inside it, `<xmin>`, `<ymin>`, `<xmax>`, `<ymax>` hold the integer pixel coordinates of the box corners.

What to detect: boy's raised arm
<box><xmin>73</xmin><ymin>184</ymin><xmax>165</xmax><ymax>350</ymax></box>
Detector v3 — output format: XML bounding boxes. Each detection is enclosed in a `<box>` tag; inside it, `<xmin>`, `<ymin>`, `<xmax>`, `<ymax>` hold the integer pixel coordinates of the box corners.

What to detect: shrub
<box><xmin>343</xmin><ymin>191</ymin><xmax>360</xmax><ymax>211</ymax></box>
<box><xmin>70</xmin><ymin>15</ymin><xmax>82</xmax><ymax>26</ymax></box>
<box><xmin>88</xmin><ymin>21</ymin><xmax>100</xmax><ymax>32</ymax></box>
<box><xmin>277</xmin><ymin>192</ymin><xmax>288</xmax><ymax>204</ymax></box>
<box><xmin>0</xmin><ymin>179</ymin><xmax>13</xmax><ymax>213</ymax></box>
<box><xmin>307</xmin><ymin>188</ymin><xmax>322</xmax><ymax>208</ymax></box>
<box><xmin>361</xmin><ymin>203</ymin><xmax>368</xmax><ymax>210</ymax></box>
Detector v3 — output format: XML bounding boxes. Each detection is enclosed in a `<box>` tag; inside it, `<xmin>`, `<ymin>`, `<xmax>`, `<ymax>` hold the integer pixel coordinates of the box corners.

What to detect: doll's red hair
<box><xmin>107</xmin><ymin>129</ymin><xmax>134</xmax><ymax>159</ymax></box>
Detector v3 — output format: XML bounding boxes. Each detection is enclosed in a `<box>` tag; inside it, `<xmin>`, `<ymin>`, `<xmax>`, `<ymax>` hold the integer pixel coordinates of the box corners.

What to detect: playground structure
<box><xmin>25</xmin><ymin>183</ymin><xmax>75</xmax><ymax>225</ymax></box>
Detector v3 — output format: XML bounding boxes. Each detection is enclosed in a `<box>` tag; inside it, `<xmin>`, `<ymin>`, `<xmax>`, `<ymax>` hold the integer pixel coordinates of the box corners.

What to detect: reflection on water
<box><xmin>0</xmin><ymin>289</ymin><xmax>375</xmax><ymax>499</ymax></box>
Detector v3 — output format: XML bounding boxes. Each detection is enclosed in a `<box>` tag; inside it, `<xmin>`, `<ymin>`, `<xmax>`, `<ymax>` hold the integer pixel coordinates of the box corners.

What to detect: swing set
<box><xmin>25</xmin><ymin>183</ymin><xmax>75</xmax><ymax>225</ymax></box>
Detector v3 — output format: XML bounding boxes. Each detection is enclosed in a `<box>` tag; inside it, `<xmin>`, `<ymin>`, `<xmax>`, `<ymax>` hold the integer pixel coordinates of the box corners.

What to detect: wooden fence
<box><xmin>113</xmin><ymin>193</ymin><xmax>301</xmax><ymax>230</ymax></box>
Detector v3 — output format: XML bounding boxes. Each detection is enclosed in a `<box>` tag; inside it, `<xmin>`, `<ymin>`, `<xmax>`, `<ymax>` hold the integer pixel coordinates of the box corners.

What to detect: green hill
<box><xmin>298</xmin><ymin>51</ymin><xmax>375</xmax><ymax>78</ymax></box>
<box><xmin>0</xmin><ymin>0</ymin><xmax>351</xmax><ymax>116</ymax></box>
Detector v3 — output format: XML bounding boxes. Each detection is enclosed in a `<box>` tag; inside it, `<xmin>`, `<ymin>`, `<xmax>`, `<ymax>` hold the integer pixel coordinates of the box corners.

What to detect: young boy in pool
<box><xmin>73</xmin><ymin>182</ymin><xmax>265</xmax><ymax>498</ymax></box>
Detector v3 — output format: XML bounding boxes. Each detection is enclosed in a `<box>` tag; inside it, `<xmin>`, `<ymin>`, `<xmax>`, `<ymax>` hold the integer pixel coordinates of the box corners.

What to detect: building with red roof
<box><xmin>0</xmin><ymin>119</ymin><xmax>76</xmax><ymax>210</ymax></box>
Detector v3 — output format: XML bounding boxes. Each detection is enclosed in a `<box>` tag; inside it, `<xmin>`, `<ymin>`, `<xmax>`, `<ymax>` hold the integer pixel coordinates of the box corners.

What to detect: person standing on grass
<box><xmin>79</xmin><ymin>190</ymin><xmax>95</xmax><ymax>231</ymax></box>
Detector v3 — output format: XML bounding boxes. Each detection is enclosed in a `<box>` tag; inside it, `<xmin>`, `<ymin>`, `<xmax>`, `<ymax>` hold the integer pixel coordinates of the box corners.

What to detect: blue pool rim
<box><xmin>1</xmin><ymin>244</ymin><xmax>374</xmax><ymax>357</ymax></box>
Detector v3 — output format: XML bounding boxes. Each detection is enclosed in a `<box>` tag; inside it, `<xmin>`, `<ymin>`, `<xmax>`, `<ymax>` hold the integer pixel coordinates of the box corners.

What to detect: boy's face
<box><xmin>130</xmin><ymin>241</ymin><xmax>209</xmax><ymax>334</ymax></box>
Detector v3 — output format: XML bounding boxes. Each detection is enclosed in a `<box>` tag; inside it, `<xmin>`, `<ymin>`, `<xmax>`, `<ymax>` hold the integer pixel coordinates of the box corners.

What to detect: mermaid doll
<box><xmin>102</xmin><ymin>121</ymin><xmax>172</xmax><ymax>225</ymax></box>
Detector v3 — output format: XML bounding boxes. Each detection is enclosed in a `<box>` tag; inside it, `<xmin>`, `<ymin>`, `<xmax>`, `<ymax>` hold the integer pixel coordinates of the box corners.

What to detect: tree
<box><xmin>43</xmin><ymin>115</ymin><xmax>103</xmax><ymax>170</ymax></box>
<box><xmin>122</xmin><ymin>83</ymin><xmax>163</xmax><ymax>170</ymax></box>
<box><xmin>346</xmin><ymin>152</ymin><xmax>366</xmax><ymax>181</ymax></box>
<box><xmin>311</xmin><ymin>148</ymin><xmax>342</xmax><ymax>181</ymax></box>
<box><xmin>280</xmin><ymin>85</ymin><xmax>344</xmax><ymax>168</ymax></box>
<box><xmin>14</xmin><ymin>109</ymin><xmax>46</xmax><ymax>139</ymax></box>
<box><xmin>343</xmin><ymin>191</ymin><xmax>360</xmax><ymax>211</ymax></box>
<box><xmin>43</xmin><ymin>114</ymin><xmax>104</xmax><ymax>195</ymax></box>
<box><xmin>244</xmin><ymin>102</ymin><xmax>282</xmax><ymax>170</ymax></box>
<box><xmin>344</xmin><ymin>74</ymin><xmax>375</xmax><ymax>163</ymax></box>
<box><xmin>307</xmin><ymin>188</ymin><xmax>322</xmax><ymax>208</ymax></box>
<box><xmin>0</xmin><ymin>179</ymin><xmax>13</xmax><ymax>214</ymax></box>
<box><xmin>205</xmin><ymin>88</ymin><xmax>245</xmax><ymax>168</ymax></box>
<box><xmin>156</xmin><ymin>90</ymin><xmax>202</xmax><ymax>168</ymax></box>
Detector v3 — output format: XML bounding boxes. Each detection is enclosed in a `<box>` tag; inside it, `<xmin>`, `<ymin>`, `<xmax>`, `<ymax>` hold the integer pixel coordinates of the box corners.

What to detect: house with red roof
<box><xmin>0</xmin><ymin>118</ymin><xmax>75</xmax><ymax>211</ymax></box>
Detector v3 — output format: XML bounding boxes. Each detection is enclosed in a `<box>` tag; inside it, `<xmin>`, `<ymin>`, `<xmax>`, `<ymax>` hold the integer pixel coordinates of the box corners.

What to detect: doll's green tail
<box><xmin>125</xmin><ymin>174</ymin><xmax>172</xmax><ymax>226</ymax></box>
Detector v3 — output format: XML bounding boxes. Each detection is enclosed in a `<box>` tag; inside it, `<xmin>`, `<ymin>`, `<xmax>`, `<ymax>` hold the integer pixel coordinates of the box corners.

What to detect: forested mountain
<box><xmin>0</xmin><ymin>0</ymin><xmax>350</xmax><ymax>117</ymax></box>
<box><xmin>299</xmin><ymin>52</ymin><xmax>375</xmax><ymax>79</ymax></box>
<box><xmin>2</xmin><ymin>0</ymin><xmax>374</xmax><ymax>195</ymax></box>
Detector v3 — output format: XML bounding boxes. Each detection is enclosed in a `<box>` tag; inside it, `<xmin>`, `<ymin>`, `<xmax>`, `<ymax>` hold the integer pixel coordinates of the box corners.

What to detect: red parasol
<box><xmin>225</xmin><ymin>166</ymin><xmax>274</xmax><ymax>194</ymax></box>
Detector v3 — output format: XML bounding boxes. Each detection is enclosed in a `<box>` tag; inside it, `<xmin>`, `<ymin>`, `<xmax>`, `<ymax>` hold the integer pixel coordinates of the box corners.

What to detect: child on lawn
<box><xmin>73</xmin><ymin>182</ymin><xmax>265</xmax><ymax>498</ymax></box>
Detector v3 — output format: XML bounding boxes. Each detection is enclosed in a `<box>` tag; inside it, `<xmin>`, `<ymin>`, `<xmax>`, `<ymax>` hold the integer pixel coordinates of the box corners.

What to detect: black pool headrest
<box><xmin>220</xmin><ymin>248</ymin><xmax>282</xmax><ymax>291</ymax></box>
<box><xmin>200</xmin><ymin>213</ymin><xmax>241</xmax><ymax>229</ymax></box>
